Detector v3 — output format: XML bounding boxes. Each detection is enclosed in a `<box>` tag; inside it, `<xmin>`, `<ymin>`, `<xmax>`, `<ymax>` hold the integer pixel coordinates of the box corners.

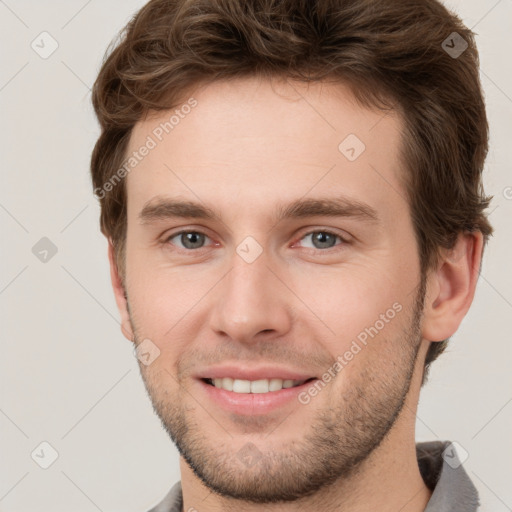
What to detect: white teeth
<box><xmin>248</xmin><ymin>379</ymin><xmax>265</xmax><ymax>393</ymax></box>
<box><xmin>222</xmin><ymin>377</ymin><xmax>233</xmax><ymax>391</ymax></box>
<box><xmin>209</xmin><ymin>378</ymin><xmax>308</xmax><ymax>393</ymax></box>
<box><xmin>233</xmin><ymin>379</ymin><xmax>251</xmax><ymax>393</ymax></box>
<box><xmin>268</xmin><ymin>378</ymin><xmax>284</xmax><ymax>392</ymax></box>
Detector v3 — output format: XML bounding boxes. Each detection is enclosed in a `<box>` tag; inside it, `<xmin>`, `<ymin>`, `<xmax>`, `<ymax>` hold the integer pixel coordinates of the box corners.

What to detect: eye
<box><xmin>165</xmin><ymin>230</ymin><xmax>213</xmax><ymax>250</ymax></box>
<box><xmin>163</xmin><ymin>229</ymin><xmax>348</xmax><ymax>253</ymax></box>
<box><xmin>296</xmin><ymin>230</ymin><xmax>347</xmax><ymax>250</ymax></box>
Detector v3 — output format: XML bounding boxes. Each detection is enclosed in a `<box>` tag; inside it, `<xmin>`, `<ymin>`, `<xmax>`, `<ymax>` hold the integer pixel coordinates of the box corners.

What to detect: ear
<box><xmin>421</xmin><ymin>231</ymin><xmax>484</xmax><ymax>342</ymax></box>
<box><xmin>107</xmin><ymin>238</ymin><xmax>134</xmax><ymax>342</ymax></box>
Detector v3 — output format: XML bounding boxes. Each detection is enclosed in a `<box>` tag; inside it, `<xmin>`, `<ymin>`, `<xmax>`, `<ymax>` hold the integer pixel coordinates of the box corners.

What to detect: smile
<box><xmin>203</xmin><ymin>377</ymin><xmax>315</xmax><ymax>393</ymax></box>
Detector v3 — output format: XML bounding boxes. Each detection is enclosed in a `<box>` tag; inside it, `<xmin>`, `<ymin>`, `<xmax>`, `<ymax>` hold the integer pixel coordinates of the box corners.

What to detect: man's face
<box><xmin>119</xmin><ymin>77</ymin><xmax>429</xmax><ymax>502</ymax></box>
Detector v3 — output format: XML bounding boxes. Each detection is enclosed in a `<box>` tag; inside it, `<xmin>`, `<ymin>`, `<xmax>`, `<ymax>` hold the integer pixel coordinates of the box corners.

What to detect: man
<box><xmin>90</xmin><ymin>1</ymin><xmax>493</xmax><ymax>510</ymax></box>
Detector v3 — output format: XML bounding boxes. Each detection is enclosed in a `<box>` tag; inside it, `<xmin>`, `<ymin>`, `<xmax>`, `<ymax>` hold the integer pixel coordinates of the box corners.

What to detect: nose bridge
<box><xmin>209</xmin><ymin>243</ymin><xmax>293</xmax><ymax>342</ymax></box>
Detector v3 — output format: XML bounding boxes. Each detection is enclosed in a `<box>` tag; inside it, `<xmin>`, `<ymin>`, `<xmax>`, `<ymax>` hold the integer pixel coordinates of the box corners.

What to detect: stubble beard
<box><xmin>131</xmin><ymin>280</ymin><xmax>426</xmax><ymax>504</ymax></box>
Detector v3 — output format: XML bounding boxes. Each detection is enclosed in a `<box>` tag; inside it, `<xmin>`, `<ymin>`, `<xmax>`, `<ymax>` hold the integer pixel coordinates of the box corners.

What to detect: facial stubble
<box><xmin>129</xmin><ymin>278</ymin><xmax>426</xmax><ymax>504</ymax></box>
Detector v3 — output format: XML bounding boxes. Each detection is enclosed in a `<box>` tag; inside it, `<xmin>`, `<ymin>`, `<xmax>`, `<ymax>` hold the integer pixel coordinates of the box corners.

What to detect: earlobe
<box><xmin>107</xmin><ymin>239</ymin><xmax>135</xmax><ymax>342</ymax></box>
<box><xmin>421</xmin><ymin>232</ymin><xmax>483</xmax><ymax>342</ymax></box>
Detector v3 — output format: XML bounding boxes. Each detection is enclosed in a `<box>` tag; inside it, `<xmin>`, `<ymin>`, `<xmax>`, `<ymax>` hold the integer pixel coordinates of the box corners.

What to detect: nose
<box><xmin>209</xmin><ymin>248</ymin><xmax>295</xmax><ymax>345</ymax></box>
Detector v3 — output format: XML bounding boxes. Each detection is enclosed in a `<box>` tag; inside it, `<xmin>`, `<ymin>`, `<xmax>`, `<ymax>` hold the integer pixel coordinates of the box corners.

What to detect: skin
<box><xmin>108</xmin><ymin>77</ymin><xmax>483</xmax><ymax>512</ymax></box>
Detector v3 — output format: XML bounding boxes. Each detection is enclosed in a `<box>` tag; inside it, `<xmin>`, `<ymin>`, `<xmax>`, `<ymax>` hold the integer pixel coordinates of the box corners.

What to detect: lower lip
<box><xmin>197</xmin><ymin>378</ymin><xmax>318</xmax><ymax>415</ymax></box>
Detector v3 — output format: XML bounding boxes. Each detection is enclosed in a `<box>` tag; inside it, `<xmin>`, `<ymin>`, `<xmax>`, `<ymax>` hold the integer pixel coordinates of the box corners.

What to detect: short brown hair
<box><xmin>90</xmin><ymin>0</ymin><xmax>493</xmax><ymax>383</ymax></box>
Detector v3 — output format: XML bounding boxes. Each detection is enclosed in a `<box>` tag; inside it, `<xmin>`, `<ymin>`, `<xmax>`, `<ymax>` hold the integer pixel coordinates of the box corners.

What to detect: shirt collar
<box><xmin>418</xmin><ymin>440</ymin><xmax>480</xmax><ymax>511</ymax></box>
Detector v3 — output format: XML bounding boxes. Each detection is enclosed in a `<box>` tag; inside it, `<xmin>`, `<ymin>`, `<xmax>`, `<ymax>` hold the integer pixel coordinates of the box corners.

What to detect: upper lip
<box><xmin>195</xmin><ymin>364</ymin><xmax>317</xmax><ymax>382</ymax></box>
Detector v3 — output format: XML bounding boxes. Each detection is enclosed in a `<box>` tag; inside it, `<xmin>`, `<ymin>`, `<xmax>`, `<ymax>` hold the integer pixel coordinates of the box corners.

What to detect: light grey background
<box><xmin>0</xmin><ymin>1</ymin><xmax>511</xmax><ymax>510</ymax></box>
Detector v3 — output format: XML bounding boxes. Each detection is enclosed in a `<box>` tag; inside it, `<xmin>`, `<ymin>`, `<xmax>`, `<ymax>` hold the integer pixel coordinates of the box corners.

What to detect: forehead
<box><xmin>125</xmin><ymin>77</ymin><xmax>406</xmax><ymax>225</ymax></box>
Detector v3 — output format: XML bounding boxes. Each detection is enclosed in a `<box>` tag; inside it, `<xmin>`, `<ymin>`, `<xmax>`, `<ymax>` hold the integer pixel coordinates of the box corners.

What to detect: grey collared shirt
<box><xmin>147</xmin><ymin>440</ymin><xmax>479</xmax><ymax>512</ymax></box>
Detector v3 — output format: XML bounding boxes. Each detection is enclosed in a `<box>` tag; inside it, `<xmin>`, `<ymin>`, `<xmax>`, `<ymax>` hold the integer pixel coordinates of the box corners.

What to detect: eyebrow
<box><xmin>138</xmin><ymin>195</ymin><xmax>379</xmax><ymax>225</ymax></box>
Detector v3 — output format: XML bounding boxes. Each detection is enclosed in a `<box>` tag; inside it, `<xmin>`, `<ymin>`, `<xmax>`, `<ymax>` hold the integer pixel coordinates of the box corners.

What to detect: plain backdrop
<box><xmin>0</xmin><ymin>1</ymin><xmax>511</xmax><ymax>510</ymax></box>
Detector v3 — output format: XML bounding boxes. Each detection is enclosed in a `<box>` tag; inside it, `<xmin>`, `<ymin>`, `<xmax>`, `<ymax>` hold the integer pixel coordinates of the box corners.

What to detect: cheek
<box><xmin>129</xmin><ymin>276</ymin><xmax>191</xmax><ymax>336</ymax></box>
<box><xmin>125</xmin><ymin>248</ymin><xmax>215</xmax><ymax>347</ymax></box>
<box><xmin>127</xmin><ymin>272</ymin><xmax>191</xmax><ymax>379</ymax></box>
<box><xmin>292</xmin><ymin>261</ymin><xmax>409</xmax><ymax>347</ymax></box>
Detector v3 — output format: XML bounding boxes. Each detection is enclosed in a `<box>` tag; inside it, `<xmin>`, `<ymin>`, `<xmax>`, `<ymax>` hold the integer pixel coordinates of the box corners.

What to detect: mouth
<box><xmin>198</xmin><ymin>374</ymin><xmax>321</xmax><ymax>415</ymax></box>
<box><xmin>201</xmin><ymin>377</ymin><xmax>317</xmax><ymax>394</ymax></box>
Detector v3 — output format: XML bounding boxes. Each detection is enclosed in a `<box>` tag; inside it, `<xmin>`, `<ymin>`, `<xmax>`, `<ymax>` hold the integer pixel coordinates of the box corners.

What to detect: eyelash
<box><xmin>163</xmin><ymin>229</ymin><xmax>349</xmax><ymax>253</ymax></box>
